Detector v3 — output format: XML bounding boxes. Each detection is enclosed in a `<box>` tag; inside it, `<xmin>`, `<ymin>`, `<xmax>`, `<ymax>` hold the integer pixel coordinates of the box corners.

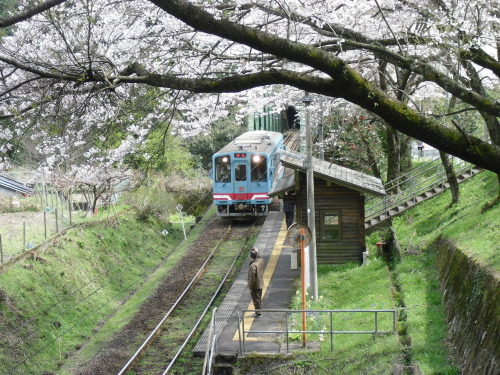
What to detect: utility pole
<box><xmin>318</xmin><ymin>98</ymin><xmax>324</xmax><ymax>161</ymax></box>
<box><xmin>303</xmin><ymin>92</ymin><xmax>318</xmax><ymax>301</ymax></box>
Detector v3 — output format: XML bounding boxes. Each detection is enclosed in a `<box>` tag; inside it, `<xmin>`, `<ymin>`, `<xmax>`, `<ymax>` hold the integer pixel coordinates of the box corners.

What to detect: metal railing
<box><xmin>202</xmin><ymin>308</ymin><xmax>218</xmax><ymax>375</ymax></box>
<box><xmin>365</xmin><ymin>156</ymin><xmax>476</xmax><ymax>221</ymax></box>
<box><xmin>237</xmin><ymin>308</ymin><xmax>396</xmax><ymax>355</ymax></box>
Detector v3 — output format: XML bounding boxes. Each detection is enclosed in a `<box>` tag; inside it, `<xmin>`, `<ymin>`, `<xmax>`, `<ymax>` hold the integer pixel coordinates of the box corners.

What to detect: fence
<box><xmin>0</xmin><ymin>183</ymin><xmax>109</xmax><ymax>267</ymax></box>
<box><xmin>237</xmin><ymin>308</ymin><xmax>396</xmax><ymax>355</ymax></box>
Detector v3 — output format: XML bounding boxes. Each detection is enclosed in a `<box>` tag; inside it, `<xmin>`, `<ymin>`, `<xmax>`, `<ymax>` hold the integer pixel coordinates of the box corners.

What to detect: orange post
<box><xmin>301</xmin><ymin>228</ymin><xmax>307</xmax><ymax>347</ymax></box>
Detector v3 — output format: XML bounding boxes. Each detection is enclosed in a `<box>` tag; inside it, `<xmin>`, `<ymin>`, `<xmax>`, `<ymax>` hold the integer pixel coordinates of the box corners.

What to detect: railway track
<box><xmin>117</xmin><ymin>219</ymin><xmax>260</xmax><ymax>375</ymax></box>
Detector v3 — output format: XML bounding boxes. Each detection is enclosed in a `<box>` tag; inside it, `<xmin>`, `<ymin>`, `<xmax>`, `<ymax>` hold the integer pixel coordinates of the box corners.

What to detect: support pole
<box><xmin>301</xmin><ymin>228</ymin><xmax>307</xmax><ymax>347</ymax></box>
<box><xmin>68</xmin><ymin>195</ymin><xmax>72</xmax><ymax>225</ymax></box>
<box><xmin>303</xmin><ymin>92</ymin><xmax>318</xmax><ymax>301</ymax></box>
<box><xmin>55</xmin><ymin>208</ymin><xmax>59</xmax><ymax>233</ymax></box>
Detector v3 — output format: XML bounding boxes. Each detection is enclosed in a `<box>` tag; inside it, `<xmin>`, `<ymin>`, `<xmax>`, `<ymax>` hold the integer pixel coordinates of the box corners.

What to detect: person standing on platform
<box><xmin>248</xmin><ymin>248</ymin><xmax>264</xmax><ymax>318</ymax></box>
<box><xmin>283</xmin><ymin>193</ymin><xmax>296</xmax><ymax>229</ymax></box>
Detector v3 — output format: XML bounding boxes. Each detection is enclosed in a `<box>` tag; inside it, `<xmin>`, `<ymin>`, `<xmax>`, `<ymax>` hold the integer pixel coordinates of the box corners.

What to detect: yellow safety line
<box><xmin>233</xmin><ymin>217</ymin><xmax>288</xmax><ymax>341</ymax></box>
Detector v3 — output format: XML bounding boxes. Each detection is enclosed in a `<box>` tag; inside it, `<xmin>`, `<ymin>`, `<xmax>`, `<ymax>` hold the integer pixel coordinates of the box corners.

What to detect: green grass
<box><xmin>395</xmin><ymin>246</ymin><xmax>459</xmax><ymax>374</ymax></box>
<box><xmin>387</xmin><ymin>170</ymin><xmax>499</xmax><ymax>373</ymax></box>
<box><xmin>283</xmin><ymin>259</ymin><xmax>400</xmax><ymax>374</ymax></box>
<box><xmin>393</xmin><ymin>170</ymin><xmax>499</xmax><ymax>272</ymax></box>
<box><xmin>60</xmin><ymin>206</ymin><xmax>218</xmax><ymax>374</ymax></box>
<box><xmin>0</xmin><ymin>212</ymin><xmax>186</xmax><ymax>374</ymax></box>
<box><xmin>0</xmin><ymin>204</ymin><xmax>131</xmax><ymax>263</ymax></box>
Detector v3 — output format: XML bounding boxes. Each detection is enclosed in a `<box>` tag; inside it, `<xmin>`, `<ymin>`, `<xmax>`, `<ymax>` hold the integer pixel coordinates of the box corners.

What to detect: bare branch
<box><xmin>0</xmin><ymin>0</ymin><xmax>68</xmax><ymax>28</ymax></box>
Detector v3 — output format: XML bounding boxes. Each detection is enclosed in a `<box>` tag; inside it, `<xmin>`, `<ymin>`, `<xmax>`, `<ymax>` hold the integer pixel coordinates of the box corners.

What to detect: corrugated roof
<box><xmin>271</xmin><ymin>170</ymin><xmax>295</xmax><ymax>196</ymax></box>
<box><xmin>0</xmin><ymin>175</ymin><xmax>34</xmax><ymax>195</ymax></box>
<box><xmin>275</xmin><ymin>151</ymin><xmax>385</xmax><ymax>197</ymax></box>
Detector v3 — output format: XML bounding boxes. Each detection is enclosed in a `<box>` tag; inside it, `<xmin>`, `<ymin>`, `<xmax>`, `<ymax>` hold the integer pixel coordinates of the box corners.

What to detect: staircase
<box><xmin>365</xmin><ymin>158</ymin><xmax>483</xmax><ymax>232</ymax></box>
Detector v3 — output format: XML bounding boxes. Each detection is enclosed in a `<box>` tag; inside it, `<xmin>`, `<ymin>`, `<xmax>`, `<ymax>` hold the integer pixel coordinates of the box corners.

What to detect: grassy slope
<box><xmin>0</xmin><ymin>213</ymin><xmax>185</xmax><ymax>374</ymax></box>
<box><xmin>388</xmin><ymin>170</ymin><xmax>499</xmax><ymax>373</ymax></box>
<box><xmin>239</xmin><ymin>171</ymin><xmax>498</xmax><ymax>374</ymax></box>
<box><xmin>392</xmin><ymin>170</ymin><xmax>499</xmax><ymax>272</ymax></box>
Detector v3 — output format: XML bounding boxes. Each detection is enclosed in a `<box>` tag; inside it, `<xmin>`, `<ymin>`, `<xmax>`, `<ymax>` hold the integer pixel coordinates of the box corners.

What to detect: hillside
<box><xmin>237</xmin><ymin>171</ymin><xmax>499</xmax><ymax>374</ymax></box>
<box><xmin>0</xmin><ymin>172</ymin><xmax>497</xmax><ymax>374</ymax></box>
<box><xmin>0</xmin><ymin>214</ymin><xmax>185</xmax><ymax>374</ymax></box>
<box><xmin>391</xmin><ymin>170</ymin><xmax>499</xmax><ymax>273</ymax></box>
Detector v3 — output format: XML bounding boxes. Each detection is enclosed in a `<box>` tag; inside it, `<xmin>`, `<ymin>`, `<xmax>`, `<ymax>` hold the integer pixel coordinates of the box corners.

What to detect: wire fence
<box><xmin>0</xmin><ymin>183</ymin><xmax>111</xmax><ymax>267</ymax></box>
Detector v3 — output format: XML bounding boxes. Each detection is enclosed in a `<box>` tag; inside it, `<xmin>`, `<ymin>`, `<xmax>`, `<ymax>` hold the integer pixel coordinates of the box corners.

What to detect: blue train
<box><xmin>212</xmin><ymin>130</ymin><xmax>285</xmax><ymax>217</ymax></box>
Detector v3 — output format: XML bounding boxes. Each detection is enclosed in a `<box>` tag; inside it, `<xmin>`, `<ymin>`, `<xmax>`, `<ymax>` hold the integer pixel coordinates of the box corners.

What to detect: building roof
<box><xmin>271</xmin><ymin>168</ymin><xmax>295</xmax><ymax>196</ymax></box>
<box><xmin>270</xmin><ymin>151</ymin><xmax>385</xmax><ymax>197</ymax></box>
<box><xmin>0</xmin><ymin>175</ymin><xmax>35</xmax><ymax>196</ymax></box>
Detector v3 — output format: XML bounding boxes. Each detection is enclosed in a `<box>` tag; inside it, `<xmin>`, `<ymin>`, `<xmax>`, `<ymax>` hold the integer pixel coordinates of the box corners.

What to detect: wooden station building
<box><xmin>270</xmin><ymin>151</ymin><xmax>385</xmax><ymax>264</ymax></box>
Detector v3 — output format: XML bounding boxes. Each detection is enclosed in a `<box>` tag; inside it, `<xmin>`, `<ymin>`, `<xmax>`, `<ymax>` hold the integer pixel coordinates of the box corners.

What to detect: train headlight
<box><xmin>222</xmin><ymin>157</ymin><xmax>229</xmax><ymax>163</ymax></box>
<box><xmin>252</xmin><ymin>155</ymin><xmax>261</xmax><ymax>163</ymax></box>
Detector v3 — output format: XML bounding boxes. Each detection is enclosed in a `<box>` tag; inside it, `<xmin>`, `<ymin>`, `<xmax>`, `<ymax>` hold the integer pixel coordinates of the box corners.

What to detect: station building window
<box><xmin>320</xmin><ymin>211</ymin><xmax>341</xmax><ymax>241</ymax></box>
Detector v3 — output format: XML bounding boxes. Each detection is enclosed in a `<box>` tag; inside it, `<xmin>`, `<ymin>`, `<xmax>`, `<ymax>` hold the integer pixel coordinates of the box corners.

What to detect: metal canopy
<box><xmin>273</xmin><ymin>151</ymin><xmax>386</xmax><ymax>197</ymax></box>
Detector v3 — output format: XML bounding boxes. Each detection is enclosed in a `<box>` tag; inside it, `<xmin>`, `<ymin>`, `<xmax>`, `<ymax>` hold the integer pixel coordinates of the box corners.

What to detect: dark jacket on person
<box><xmin>248</xmin><ymin>257</ymin><xmax>264</xmax><ymax>290</ymax></box>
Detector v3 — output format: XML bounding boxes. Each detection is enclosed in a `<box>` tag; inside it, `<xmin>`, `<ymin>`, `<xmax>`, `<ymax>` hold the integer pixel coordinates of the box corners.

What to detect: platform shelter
<box><xmin>270</xmin><ymin>151</ymin><xmax>385</xmax><ymax>264</ymax></box>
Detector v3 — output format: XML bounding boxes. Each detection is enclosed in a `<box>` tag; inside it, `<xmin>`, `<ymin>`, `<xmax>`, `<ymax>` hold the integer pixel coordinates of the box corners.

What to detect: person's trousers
<box><xmin>250</xmin><ymin>289</ymin><xmax>263</xmax><ymax>311</ymax></box>
<box><xmin>285</xmin><ymin>212</ymin><xmax>294</xmax><ymax>229</ymax></box>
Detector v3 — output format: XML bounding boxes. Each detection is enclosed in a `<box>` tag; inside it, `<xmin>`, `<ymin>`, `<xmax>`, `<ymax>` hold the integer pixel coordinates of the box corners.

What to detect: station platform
<box><xmin>193</xmin><ymin>211</ymin><xmax>300</xmax><ymax>356</ymax></box>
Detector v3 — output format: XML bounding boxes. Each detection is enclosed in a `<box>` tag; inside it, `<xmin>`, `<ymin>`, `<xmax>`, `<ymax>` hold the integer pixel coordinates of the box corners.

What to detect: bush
<box><xmin>124</xmin><ymin>172</ymin><xmax>212</xmax><ymax>220</ymax></box>
<box><xmin>125</xmin><ymin>181</ymin><xmax>177</xmax><ymax>221</ymax></box>
<box><xmin>163</xmin><ymin>173</ymin><xmax>212</xmax><ymax>217</ymax></box>
<box><xmin>0</xmin><ymin>196</ymin><xmax>39</xmax><ymax>213</ymax></box>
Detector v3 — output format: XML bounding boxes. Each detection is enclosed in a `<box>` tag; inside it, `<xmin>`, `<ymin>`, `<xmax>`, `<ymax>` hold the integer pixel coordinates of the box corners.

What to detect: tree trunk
<box><xmin>439</xmin><ymin>151</ymin><xmax>459</xmax><ymax>204</ymax></box>
<box><xmin>386</xmin><ymin>125</ymin><xmax>400</xmax><ymax>194</ymax></box>
<box><xmin>359</xmin><ymin>131</ymin><xmax>382</xmax><ymax>179</ymax></box>
<box><xmin>91</xmin><ymin>186</ymin><xmax>99</xmax><ymax>215</ymax></box>
<box><xmin>379</xmin><ymin>61</ymin><xmax>400</xmax><ymax>193</ymax></box>
<box><xmin>461</xmin><ymin>58</ymin><xmax>500</xmax><ymax>198</ymax></box>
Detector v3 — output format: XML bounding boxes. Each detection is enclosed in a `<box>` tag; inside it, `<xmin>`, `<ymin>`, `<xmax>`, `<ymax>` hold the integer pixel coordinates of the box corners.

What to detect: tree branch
<box><xmin>148</xmin><ymin>0</ymin><xmax>500</xmax><ymax>118</ymax></box>
<box><xmin>0</xmin><ymin>0</ymin><xmax>67</xmax><ymax>28</ymax></box>
<box><xmin>460</xmin><ymin>48</ymin><xmax>500</xmax><ymax>79</ymax></box>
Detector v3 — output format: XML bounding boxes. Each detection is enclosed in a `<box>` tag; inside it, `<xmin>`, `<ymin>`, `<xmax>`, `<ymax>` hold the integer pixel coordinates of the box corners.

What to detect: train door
<box><xmin>233</xmin><ymin>162</ymin><xmax>249</xmax><ymax>200</ymax></box>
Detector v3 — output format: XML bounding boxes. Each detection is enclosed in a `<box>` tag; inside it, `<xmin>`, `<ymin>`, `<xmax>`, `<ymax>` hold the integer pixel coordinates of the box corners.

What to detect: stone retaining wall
<box><xmin>435</xmin><ymin>238</ymin><xmax>499</xmax><ymax>375</ymax></box>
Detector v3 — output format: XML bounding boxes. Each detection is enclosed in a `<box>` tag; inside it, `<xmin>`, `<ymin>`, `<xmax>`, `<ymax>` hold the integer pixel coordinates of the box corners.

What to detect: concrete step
<box><xmin>366</xmin><ymin>167</ymin><xmax>484</xmax><ymax>230</ymax></box>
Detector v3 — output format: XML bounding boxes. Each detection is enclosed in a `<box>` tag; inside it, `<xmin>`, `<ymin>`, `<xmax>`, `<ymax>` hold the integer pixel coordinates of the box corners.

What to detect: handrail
<box><xmin>238</xmin><ymin>308</ymin><xmax>396</xmax><ymax>355</ymax></box>
<box><xmin>202</xmin><ymin>307</ymin><xmax>217</xmax><ymax>375</ymax></box>
<box><xmin>365</xmin><ymin>154</ymin><xmax>478</xmax><ymax>221</ymax></box>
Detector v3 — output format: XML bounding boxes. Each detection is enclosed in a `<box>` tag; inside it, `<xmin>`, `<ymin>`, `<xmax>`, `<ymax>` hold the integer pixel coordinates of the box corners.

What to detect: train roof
<box><xmin>215</xmin><ymin>131</ymin><xmax>283</xmax><ymax>155</ymax></box>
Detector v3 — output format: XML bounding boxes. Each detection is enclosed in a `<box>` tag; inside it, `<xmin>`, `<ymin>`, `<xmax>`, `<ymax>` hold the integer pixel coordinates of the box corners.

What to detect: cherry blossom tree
<box><xmin>0</xmin><ymin>0</ymin><xmax>498</xmax><ymax>186</ymax></box>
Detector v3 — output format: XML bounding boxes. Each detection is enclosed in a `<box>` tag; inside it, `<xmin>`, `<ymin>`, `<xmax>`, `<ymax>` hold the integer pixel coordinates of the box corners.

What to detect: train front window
<box><xmin>251</xmin><ymin>155</ymin><xmax>267</xmax><ymax>182</ymax></box>
<box><xmin>235</xmin><ymin>164</ymin><xmax>247</xmax><ymax>181</ymax></box>
<box><xmin>215</xmin><ymin>156</ymin><xmax>231</xmax><ymax>183</ymax></box>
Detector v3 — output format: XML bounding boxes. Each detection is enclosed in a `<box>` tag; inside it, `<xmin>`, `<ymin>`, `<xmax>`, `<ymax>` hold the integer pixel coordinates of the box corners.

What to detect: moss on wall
<box><xmin>434</xmin><ymin>237</ymin><xmax>499</xmax><ymax>375</ymax></box>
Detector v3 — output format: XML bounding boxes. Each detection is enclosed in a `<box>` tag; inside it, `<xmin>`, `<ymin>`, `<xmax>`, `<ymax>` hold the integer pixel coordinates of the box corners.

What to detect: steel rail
<box><xmin>117</xmin><ymin>222</ymin><xmax>234</xmax><ymax>375</ymax></box>
<box><xmin>162</xmin><ymin>224</ymin><xmax>256</xmax><ymax>374</ymax></box>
